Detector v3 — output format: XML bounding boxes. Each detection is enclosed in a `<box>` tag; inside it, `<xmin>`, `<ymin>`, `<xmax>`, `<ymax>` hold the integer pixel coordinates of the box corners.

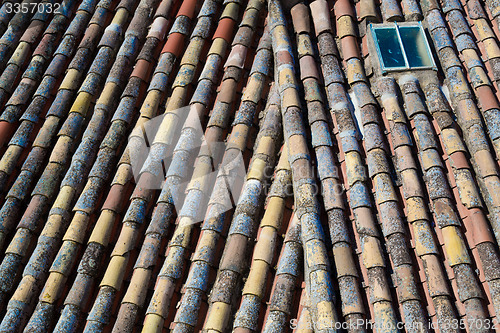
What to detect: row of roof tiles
<box><xmin>1</xmin><ymin>0</ymin><xmax>500</xmax><ymax>331</ymax></box>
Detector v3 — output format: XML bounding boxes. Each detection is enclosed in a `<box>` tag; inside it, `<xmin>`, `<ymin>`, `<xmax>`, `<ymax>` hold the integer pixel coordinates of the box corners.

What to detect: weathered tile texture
<box><xmin>0</xmin><ymin>0</ymin><xmax>500</xmax><ymax>332</ymax></box>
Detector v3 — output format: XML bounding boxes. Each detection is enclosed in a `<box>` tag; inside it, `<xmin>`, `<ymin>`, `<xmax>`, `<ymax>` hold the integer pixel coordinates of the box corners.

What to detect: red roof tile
<box><xmin>1</xmin><ymin>0</ymin><xmax>500</xmax><ymax>331</ymax></box>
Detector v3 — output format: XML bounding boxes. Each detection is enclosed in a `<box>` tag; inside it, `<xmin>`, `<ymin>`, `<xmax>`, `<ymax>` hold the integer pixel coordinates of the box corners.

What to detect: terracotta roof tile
<box><xmin>2</xmin><ymin>0</ymin><xmax>500</xmax><ymax>331</ymax></box>
<box><xmin>380</xmin><ymin>0</ymin><xmax>403</xmax><ymax>22</ymax></box>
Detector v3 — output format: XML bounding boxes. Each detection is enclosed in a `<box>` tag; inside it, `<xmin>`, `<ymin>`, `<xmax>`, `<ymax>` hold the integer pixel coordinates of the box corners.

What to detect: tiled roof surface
<box><xmin>0</xmin><ymin>0</ymin><xmax>500</xmax><ymax>331</ymax></box>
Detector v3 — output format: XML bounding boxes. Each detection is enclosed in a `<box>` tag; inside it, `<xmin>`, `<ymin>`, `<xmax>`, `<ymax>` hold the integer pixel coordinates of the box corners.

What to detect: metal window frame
<box><xmin>369</xmin><ymin>22</ymin><xmax>437</xmax><ymax>73</ymax></box>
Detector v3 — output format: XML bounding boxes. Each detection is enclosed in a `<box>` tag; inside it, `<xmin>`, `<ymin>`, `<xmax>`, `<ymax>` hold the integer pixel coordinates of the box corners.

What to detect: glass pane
<box><xmin>399</xmin><ymin>26</ymin><xmax>433</xmax><ymax>68</ymax></box>
<box><xmin>373</xmin><ymin>27</ymin><xmax>406</xmax><ymax>68</ymax></box>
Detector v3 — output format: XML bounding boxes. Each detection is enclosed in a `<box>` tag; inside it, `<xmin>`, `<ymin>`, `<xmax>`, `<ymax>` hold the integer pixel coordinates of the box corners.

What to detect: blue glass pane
<box><xmin>399</xmin><ymin>26</ymin><xmax>433</xmax><ymax>68</ymax></box>
<box><xmin>373</xmin><ymin>27</ymin><xmax>406</xmax><ymax>68</ymax></box>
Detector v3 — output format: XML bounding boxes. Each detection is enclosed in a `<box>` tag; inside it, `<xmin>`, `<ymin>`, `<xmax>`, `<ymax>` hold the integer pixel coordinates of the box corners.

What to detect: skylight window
<box><xmin>370</xmin><ymin>23</ymin><xmax>435</xmax><ymax>72</ymax></box>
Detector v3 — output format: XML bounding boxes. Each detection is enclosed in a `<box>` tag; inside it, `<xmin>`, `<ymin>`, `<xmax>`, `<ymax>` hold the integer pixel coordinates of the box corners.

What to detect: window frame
<box><xmin>369</xmin><ymin>22</ymin><xmax>436</xmax><ymax>73</ymax></box>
